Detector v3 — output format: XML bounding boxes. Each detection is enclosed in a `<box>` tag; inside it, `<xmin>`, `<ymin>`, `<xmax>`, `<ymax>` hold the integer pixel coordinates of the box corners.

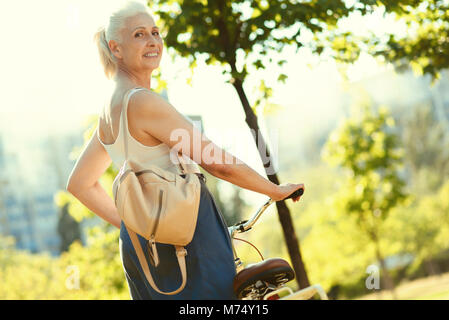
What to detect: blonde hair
<box><xmin>93</xmin><ymin>1</ymin><xmax>154</xmax><ymax>79</ymax></box>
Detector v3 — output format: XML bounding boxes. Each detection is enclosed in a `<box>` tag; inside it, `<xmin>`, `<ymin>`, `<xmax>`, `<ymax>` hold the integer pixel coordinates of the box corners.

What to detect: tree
<box><xmin>321</xmin><ymin>0</ymin><xmax>448</xmax><ymax>81</ymax></box>
<box><xmin>399</xmin><ymin>103</ymin><xmax>449</xmax><ymax>193</ymax></box>
<box><xmin>0</xmin><ymin>232</ymin><xmax>129</xmax><ymax>299</ymax></box>
<box><xmin>323</xmin><ymin>104</ymin><xmax>408</xmax><ymax>298</ymax></box>
<box><xmin>57</xmin><ymin>203</ymin><xmax>82</xmax><ymax>253</ymax></box>
<box><xmin>384</xmin><ymin>182</ymin><xmax>449</xmax><ymax>278</ymax></box>
<box><xmin>371</xmin><ymin>0</ymin><xmax>449</xmax><ymax>80</ymax></box>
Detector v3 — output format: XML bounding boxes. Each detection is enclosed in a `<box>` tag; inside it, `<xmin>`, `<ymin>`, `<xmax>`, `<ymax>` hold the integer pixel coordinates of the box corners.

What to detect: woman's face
<box><xmin>112</xmin><ymin>13</ymin><xmax>163</xmax><ymax>73</ymax></box>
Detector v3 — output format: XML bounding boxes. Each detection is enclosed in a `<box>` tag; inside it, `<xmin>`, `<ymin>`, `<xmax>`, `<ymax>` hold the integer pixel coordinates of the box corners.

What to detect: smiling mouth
<box><xmin>143</xmin><ymin>52</ymin><xmax>158</xmax><ymax>58</ymax></box>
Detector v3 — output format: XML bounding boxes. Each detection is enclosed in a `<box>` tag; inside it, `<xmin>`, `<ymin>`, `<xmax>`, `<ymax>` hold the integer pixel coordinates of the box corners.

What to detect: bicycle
<box><xmin>228</xmin><ymin>188</ymin><xmax>329</xmax><ymax>300</ymax></box>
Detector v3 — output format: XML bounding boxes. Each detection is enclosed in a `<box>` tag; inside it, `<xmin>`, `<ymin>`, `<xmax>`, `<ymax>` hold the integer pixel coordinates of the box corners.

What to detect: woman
<box><xmin>66</xmin><ymin>1</ymin><xmax>304</xmax><ymax>300</ymax></box>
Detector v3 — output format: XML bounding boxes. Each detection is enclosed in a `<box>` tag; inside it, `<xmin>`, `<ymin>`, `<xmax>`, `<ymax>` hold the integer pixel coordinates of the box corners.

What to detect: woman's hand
<box><xmin>270</xmin><ymin>183</ymin><xmax>305</xmax><ymax>202</ymax></box>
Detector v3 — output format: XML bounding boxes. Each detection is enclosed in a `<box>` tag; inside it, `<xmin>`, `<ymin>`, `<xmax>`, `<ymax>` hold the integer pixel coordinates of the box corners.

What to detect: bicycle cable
<box><xmin>233</xmin><ymin>237</ymin><xmax>264</xmax><ymax>261</ymax></box>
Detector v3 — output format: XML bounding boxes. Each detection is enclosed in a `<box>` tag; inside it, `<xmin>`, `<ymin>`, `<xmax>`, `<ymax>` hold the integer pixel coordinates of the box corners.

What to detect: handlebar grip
<box><xmin>284</xmin><ymin>187</ymin><xmax>304</xmax><ymax>200</ymax></box>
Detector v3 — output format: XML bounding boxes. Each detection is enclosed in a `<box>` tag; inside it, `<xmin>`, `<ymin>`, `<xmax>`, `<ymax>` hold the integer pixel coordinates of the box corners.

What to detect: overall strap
<box><xmin>120</xmin><ymin>87</ymin><xmax>187</xmax><ymax>174</ymax></box>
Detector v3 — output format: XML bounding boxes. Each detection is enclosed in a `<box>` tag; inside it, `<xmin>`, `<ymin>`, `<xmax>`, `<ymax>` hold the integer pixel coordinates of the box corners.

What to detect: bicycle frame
<box><xmin>227</xmin><ymin>197</ymin><xmax>329</xmax><ymax>300</ymax></box>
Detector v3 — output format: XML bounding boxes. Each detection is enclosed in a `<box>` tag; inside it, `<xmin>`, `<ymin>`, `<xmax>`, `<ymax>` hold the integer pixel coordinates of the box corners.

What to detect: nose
<box><xmin>145</xmin><ymin>41</ymin><xmax>158</xmax><ymax>53</ymax></box>
<box><xmin>147</xmin><ymin>33</ymin><xmax>159</xmax><ymax>46</ymax></box>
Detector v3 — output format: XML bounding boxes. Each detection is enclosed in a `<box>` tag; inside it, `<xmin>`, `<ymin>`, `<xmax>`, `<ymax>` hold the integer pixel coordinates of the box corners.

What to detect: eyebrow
<box><xmin>133</xmin><ymin>25</ymin><xmax>159</xmax><ymax>32</ymax></box>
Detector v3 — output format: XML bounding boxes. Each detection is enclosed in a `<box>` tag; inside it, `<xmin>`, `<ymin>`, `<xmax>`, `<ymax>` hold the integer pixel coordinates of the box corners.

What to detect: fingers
<box><xmin>276</xmin><ymin>183</ymin><xmax>305</xmax><ymax>202</ymax></box>
<box><xmin>293</xmin><ymin>184</ymin><xmax>304</xmax><ymax>202</ymax></box>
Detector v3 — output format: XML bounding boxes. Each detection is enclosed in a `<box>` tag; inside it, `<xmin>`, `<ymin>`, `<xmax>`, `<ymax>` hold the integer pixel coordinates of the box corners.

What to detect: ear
<box><xmin>109</xmin><ymin>39</ymin><xmax>122</xmax><ymax>60</ymax></box>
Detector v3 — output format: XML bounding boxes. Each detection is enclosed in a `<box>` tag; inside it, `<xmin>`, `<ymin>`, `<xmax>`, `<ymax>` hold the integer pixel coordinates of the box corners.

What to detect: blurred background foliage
<box><xmin>1</xmin><ymin>0</ymin><xmax>449</xmax><ymax>299</ymax></box>
<box><xmin>2</xmin><ymin>98</ymin><xmax>449</xmax><ymax>299</ymax></box>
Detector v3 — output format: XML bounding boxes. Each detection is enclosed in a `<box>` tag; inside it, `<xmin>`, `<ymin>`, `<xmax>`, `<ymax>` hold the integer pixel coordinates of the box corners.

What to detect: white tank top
<box><xmin>97</xmin><ymin>87</ymin><xmax>201</xmax><ymax>175</ymax></box>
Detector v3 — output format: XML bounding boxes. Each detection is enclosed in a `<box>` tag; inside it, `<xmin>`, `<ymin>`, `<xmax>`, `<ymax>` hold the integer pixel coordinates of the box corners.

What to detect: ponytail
<box><xmin>93</xmin><ymin>26</ymin><xmax>117</xmax><ymax>79</ymax></box>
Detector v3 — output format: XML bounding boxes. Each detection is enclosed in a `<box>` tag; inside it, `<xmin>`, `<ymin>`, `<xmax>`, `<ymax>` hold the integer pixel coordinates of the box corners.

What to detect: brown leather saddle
<box><xmin>233</xmin><ymin>258</ymin><xmax>295</xmax><ymax>299</ymax></box>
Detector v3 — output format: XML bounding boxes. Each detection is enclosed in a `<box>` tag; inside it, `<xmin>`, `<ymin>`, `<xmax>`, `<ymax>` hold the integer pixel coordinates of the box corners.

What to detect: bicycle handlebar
<box><xmin>284</xmin><ymin>187</ymin><xmax>304</xmax><ymax>200</ymax></box>
<box><xmin>228</xmin><ymin>187</ymin><xmax>305</xmax><ymax>237</ymax></box>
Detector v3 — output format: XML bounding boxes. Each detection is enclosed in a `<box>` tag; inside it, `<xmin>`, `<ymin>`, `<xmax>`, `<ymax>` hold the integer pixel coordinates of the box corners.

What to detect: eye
<box><xmin>152</xmin><ymin>31</ymin><xmax>160</xmax><ymax>36</ymax></box>
<box><xmin>135</xmin><ymin>32</ymin><xmax>143</xmax><ymax>38</ymax></box>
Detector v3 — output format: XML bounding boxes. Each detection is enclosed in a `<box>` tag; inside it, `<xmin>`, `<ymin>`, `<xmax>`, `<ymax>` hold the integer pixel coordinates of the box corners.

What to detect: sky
<box><xmin>0</xmin><ymin>0</ymin><xmax>408</xmax><ymax>203</ymax></box>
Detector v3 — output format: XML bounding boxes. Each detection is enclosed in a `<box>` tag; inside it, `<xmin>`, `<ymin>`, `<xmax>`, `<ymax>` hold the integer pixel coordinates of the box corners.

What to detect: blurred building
<box><xmin>0</xmin><ymin>125</ymin><xmax>84</xmax><ymax>256</ymax></box>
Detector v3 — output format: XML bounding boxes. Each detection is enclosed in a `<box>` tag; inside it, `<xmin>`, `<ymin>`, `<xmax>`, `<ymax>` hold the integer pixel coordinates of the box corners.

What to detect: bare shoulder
<box><xmin>126</xmin><ymin>88</ymin><xmax>186</xmax><ymax>143</ymax></box>
<box><xmin>129</xmin><ymin>89</ymin><xmax>175</xmax><ymax>118</ymax></box>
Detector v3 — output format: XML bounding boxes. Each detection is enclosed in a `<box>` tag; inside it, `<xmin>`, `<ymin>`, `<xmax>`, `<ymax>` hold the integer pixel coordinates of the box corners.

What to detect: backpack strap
<box><xmin>120</xmin><ymin>87</ymin><xmax>187</xmax><ymax>175</ymax></box>
<box><xmin>126</xmin><ymin>224</ymin><xmax>188</xmax><ymax>295</ymax></box>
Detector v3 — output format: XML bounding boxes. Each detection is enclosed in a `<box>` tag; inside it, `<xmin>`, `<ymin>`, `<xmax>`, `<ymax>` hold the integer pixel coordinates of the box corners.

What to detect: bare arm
<box><xmin>196</xmin><ymin>149</ymin><xmax>304</xmax><ymax>202</ymax></box>
<box><xmin>66</xmin><ymin>129</ymin><xmax>121</xmax><ymax>228</ymax></box>
<box><xmin>131</xmin><ymin>91</ymin><xmax>304</xmax><ymax>201</ymax></box>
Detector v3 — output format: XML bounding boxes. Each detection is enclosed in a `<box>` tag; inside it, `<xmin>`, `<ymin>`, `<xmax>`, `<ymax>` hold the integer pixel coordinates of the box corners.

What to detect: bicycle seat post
<box><xmin>235</xmin><ymin>258</ymin><xmax>244</xmax><ymax>273</ymax></box>
<box><xmin>228</xmin><ymin>225</ymin><xmax>243</xmax><ymax>272</ymax></box>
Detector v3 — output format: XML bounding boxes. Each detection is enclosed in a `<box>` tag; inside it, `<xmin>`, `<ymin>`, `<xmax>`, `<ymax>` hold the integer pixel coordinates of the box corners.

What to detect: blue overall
<box><xmin>118</xmin><ymin>175</ymin><xmax>238</xmax><ymax>300</ymax></box>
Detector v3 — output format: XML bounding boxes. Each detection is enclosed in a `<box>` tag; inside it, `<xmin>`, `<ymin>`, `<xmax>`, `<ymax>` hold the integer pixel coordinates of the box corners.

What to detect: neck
<box><xmin>114</xmin><ymin>66</ymin><xmax>152</xmax><ymax>90</ymax></box>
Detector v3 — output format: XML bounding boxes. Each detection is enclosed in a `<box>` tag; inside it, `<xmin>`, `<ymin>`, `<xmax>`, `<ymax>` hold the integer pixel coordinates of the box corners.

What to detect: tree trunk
<box><xmin>424</xmin><ymin>259</ymin><xmax>441</xmax><ymax>276</ymax></box>
<box><xmin>374</xmin><ymin>239</ymin><xmax>397</xmax><ymax>299</ymax></box>
<box><xmin>231</xmin><ymin>77</ymin><xmax>311</xmax><ymax>289</ymax></box>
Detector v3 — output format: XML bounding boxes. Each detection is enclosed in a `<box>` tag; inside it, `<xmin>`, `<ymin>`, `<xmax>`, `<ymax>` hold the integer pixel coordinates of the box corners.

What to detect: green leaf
<box><xmin>277</xmin><ymin>73</ymin><xmax>288</xmax><ymax>83</ymax></box>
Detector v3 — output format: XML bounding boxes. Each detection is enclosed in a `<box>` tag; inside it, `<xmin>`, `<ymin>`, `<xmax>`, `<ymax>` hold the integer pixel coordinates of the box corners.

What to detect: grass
<box><xmin>355</xmin><ymin>271</ymin><xmax>449</xmax><ymax>300</ymax></box>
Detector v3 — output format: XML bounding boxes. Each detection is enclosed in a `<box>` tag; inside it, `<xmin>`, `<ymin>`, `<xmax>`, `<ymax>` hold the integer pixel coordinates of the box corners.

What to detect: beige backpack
<box><xmin>112</xmin><ymin>87</ymin><xmax>201</xmax><ymax>295</ymax></box>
